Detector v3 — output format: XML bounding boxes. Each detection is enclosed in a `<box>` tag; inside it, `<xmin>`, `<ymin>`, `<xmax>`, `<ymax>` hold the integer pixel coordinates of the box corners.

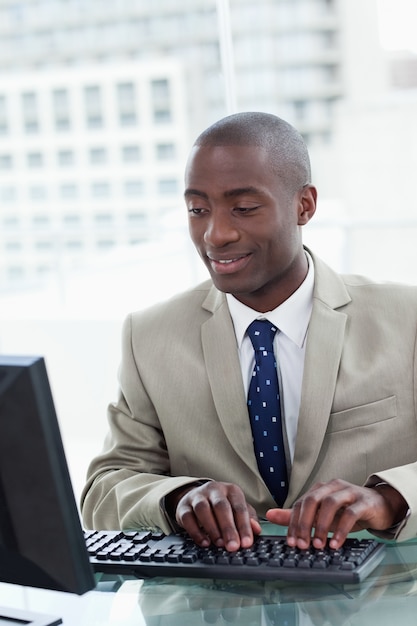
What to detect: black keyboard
<box><xmin>85</xmin><ymin>529</ymin><xmax>386</xmax><ymax>584</ymax></box>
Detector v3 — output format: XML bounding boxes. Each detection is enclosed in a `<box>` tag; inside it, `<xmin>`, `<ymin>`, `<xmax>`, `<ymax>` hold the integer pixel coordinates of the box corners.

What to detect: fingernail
<box><xmin>226</xmin><ymin>540</ymin><xmax>239</xmax><ymax>552</ymax></box>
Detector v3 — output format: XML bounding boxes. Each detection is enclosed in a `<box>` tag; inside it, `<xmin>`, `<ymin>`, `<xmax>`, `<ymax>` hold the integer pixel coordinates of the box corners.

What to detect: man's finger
<box><xmin>265</xmin><ymin>508</ymin><xmax>292</xmax><ymax>526</ymax></box>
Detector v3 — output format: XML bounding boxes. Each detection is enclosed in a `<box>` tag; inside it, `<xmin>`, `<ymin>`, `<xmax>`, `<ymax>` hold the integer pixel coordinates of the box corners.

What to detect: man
<box><xmin>81</xmin><ymin>112</ymin><xmax>417</xmax><ymax>552</ymax></box>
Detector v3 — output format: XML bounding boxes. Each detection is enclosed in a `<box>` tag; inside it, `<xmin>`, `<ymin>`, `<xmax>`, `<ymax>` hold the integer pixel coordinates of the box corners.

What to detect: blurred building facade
<box><xmin>0</xmin><ymin>0</ymin><xmax>417</xmax><ymax>289</ymax></box>
<box><xmin>0</xmin><ymin>0</ymin><xmax>359</xmax><ymax>289</ymax></box>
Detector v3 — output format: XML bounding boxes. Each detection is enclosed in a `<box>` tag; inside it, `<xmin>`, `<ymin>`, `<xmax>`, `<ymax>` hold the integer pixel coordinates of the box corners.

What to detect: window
<box><xmin>92</xmin><ymin>182</ymin><xmax>110</xmax><ymax>197</ymax></box>
<box><xmin>84</xmin><ymin>85</ymin><xmax>103</xmax><ymax>128</ymax></box>
<box><xmin>65</xmin><ymin>240</ymin><xmax>83</xmax><ymax>249</ymax></box>
<box><xmin>156</xmin><ymin>142</ymin><xmax>176</xmax><ymax>160</ymax></box>
<box><xmin>97</xmin><ymin>239</ymin><xmax>115</xmax><ymax>249</ymax></box>
<box><xmin>129</xmin><ymin>237</ymin><xmax>146</xmax><ymax>245</ymax></box>
<box><xmin>158</xmin><ymin>178</ymin><xmax>178</xmax><ymax>194</ymax></box>
<box><xmin>5</xmin><ymin>241</ymin><xmax>22</xmax><ymax>252</ymax></box>
<box><xmin>117</xmin><ymin>82</ymin><xmax>137</xmax><ymax>126</ymax></box>
<box><xmin>0</xmin><ymin>187</ymin><xmax>16</xmax><ymax>203</ymax></box>
<box><xmin>58</xmin><ymin>150</ymin><xmax>74</xmax><ymax>166</ymax></box>
<box><xmin>127</xmin><ymin>212</ymin><xmax>146</xmax><ymax>224</ymax></box>
<box><xmin>7</xmin><ymin>266</ymin><xmax>25</xmax><ymax>279</ymax></box>
<box><xmin>22</xmin><ymin>91</ymin><xmax>39</xmax><ymax>133</ymax></box>
<box><xmin>30</xmin><ymin>186</ymin><xmax>47</xmax><ymax>201</ymax></box>
<box><xmin>90</xmin><ymin>147</ymin><xmax>108</xmax><ymax>164</ymax></box>
<box><xmin>121</xmin><ymin>145</ymin><xmax>141</xmax><ymax>162</ymax></box>
<box><xmin>94</xmin><ymin>213</ymin><xmax>113</xmax><ymax>225</ymax></box>
<box><xmin>151</xmin><ymin>78</ymin><xmax>171</xmax><ymax>123</ymax></box>
<box><xmin>0</xmin><ymin>95</ymin><xmax>8</xmax><ymax>134</ymax></box>
<box><xmin>60</xmin><ymin>183</ymin><xmax>78</xmax><ymax>199</ymax></box>
<box><xmin>293</xmin><ymin>99</ymin><xmax>309</xmax><ymax>121</ymax></box>
<box><xmin>33</xmin><ymin>215</ymin><xmax>50</xmax><ymax>227</ymax></box>
<box><xmin>0</xmin><ymin>154</ymin><xmax>12</xmax><ymax>169</ymax></box>
<box><xmin>35</xmin><ymin>240</ymin><xmax>53</xmax><ymax>250</ymax></box>
<box><xmin>153</xmin><ymin>108</ymin><xmax>172</xmax><ymax>124</ymax></box>
<box><xmin>53</xmin><ymin>88</ymin><xmax>71</xmax><ymax>131</ymax></box>
<box><xmin>3</xmin><ymin>215</ymin><xmax>19</xmax><ymax>228</ymax></box>
<box><xmin>63</xmin><ymin>214</ymin><xmax>81</xmax><ymax>226</ymax></box>
<box><xmin>124</xmin><ymin>180</ymin><xmax>144</xmax><ymax>196</ymax></box>
<box><xmin>27</xmin><ymin>151</ymin><xmax>43</xmax><ymax>167</ymax></box>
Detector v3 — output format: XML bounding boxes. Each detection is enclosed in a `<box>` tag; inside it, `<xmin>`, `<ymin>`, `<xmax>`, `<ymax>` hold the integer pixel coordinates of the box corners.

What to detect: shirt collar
<box><xmin>226</xmin><ymin>251</ymin><xmax>314</xmax><ymax>349</ymax></box>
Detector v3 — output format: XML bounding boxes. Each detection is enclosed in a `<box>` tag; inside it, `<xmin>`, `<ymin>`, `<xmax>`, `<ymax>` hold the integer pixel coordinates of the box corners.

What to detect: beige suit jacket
<box><xmin>81</xmin><ymin>251</ymin><xmax>417</xmax><ymax>541</ymax></box>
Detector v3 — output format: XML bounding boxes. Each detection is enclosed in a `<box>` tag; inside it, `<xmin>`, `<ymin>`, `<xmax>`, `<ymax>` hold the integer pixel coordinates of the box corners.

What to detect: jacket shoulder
<box><xmin>128</xmin><ymin>279</ymin><xmax>219</xmax><ymax>329</ymax></box>
<box><xmin>342</xmin><ymin>273</ymin><xmax>417</xmax><ymax>303</ymax></box>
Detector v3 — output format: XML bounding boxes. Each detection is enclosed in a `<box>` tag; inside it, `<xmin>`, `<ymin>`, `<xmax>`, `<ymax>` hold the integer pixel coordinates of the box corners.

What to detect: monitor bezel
<box><xmin>0</xmin><ymin>355</ymin><xmax>95</xmax><ymax>596</ymax></box>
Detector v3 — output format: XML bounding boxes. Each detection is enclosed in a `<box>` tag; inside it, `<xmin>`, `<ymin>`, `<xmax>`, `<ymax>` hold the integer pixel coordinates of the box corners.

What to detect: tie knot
<box><xmin>247</xmin><ymin>320</ymin><xmax>277</xmax><ymax>352</ymax></box>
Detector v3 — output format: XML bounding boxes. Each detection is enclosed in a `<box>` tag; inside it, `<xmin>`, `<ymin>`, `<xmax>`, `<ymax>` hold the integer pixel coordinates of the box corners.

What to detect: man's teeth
<box><xmin>218</xmin><ymin>259</ymin><xmax>235</xmax><ymax>264</ymax></box>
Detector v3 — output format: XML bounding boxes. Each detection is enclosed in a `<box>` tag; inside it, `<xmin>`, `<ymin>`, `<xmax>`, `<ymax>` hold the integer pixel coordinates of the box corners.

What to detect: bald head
<box><xmin>194</xmin><ymin>112</ymin><xmax>311</xmax><ymax>195</ymax></box>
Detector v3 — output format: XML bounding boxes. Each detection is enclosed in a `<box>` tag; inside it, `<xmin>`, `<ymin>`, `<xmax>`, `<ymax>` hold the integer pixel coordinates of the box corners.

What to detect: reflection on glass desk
<box><xmin>1</xmin><ymin>526</ymin><xmax>417</xmax><ymax>626</ymax></box>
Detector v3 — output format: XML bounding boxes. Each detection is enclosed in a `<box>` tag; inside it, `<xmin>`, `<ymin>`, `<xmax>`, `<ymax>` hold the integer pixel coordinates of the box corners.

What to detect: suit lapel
<box><xmin>286</xmin><ymin>252</ymin><xmax>351</xmax><ymax>503</ymax></box>
<box><xmin>286</xmin><ymin>302</ymin><xmax>347</xmax><ymax>502</ymax></box>
<box><xmin>201</xmin><ymin>288</ymin><xmax>261</xmax><ymax>476</ymax></box>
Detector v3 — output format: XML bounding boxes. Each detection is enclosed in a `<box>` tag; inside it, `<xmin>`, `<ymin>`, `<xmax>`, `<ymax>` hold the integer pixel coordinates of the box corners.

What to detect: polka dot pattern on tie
<box><xmin>247</xmin><ymin>319</ymin><xmax>288</xmax><ymax>506</ymax></box>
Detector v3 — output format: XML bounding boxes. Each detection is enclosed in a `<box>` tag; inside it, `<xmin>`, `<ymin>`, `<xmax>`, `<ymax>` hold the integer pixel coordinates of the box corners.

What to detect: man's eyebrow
<box><xmin>184</xmin><ymin>186</ymin><xmax>261</xmax><ymax>199</ymax></box>
<box><xmin>184</xmin><ymin>188</ymin><xmax>208</xmax><ymax>199</ymax></box>
<box><xmin>223</xmin><ymin>186</ymin><xmax>260</xmax><ymax>199</ymax></box>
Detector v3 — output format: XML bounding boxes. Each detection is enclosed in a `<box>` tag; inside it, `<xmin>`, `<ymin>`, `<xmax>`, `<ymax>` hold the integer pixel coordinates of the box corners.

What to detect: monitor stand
<box><xmin>0</xmin><ymin>605</ymin><xmax>62</xmax><ymax>626</ymax></box>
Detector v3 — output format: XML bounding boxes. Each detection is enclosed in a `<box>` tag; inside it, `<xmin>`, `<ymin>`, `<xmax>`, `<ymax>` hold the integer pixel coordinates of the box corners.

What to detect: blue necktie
<box><xmin>247</xmin><ymin>320</ymin><xmax>288</xmax><ymax>506</ymax></box>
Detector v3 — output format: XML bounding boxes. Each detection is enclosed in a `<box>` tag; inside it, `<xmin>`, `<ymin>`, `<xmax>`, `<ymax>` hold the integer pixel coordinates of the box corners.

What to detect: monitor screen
<box><xmin>0</xmin><ymin>355</ymin><xmax>95</xmax><ymax>595</ymax></box>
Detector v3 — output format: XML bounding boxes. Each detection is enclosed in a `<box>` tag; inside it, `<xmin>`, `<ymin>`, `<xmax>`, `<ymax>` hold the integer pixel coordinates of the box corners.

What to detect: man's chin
<box><xmin>210</xmin><ymin>276</ymin><xmax>252</xmax><ymax>298</ymax></box>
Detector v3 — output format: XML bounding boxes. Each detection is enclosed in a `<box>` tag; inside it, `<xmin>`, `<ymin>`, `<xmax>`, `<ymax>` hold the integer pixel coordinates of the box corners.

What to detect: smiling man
<box><xmin>82</xmin><ymin>112</ymin><xmax>417</xmax><ymax>550</ymax></box>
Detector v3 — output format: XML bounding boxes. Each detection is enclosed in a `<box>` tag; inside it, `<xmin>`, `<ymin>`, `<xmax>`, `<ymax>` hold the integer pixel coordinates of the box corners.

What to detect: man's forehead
<box><xmin>185</xmin><ymin>143</ymin><xmax>270</xmax><ymax>173</ymax></box>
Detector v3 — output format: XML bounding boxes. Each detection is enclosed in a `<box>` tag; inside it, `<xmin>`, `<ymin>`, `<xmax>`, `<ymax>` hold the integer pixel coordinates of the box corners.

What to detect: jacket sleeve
<box><xmin>366</xmin><ymin>464</ymin><xmax>417</xmax><ymax>541</ymax></box>
<box><xmin>80</xmin><ymin>314</ymin><xmax>208</xmax><ymax>534</ymax></box>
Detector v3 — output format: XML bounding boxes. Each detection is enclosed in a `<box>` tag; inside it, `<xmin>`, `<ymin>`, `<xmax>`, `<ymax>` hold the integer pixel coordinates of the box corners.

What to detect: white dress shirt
<box><xmin>226</xmin><ymin>252</ymin><xmax>314</xmax><ymax>463</ymax></box>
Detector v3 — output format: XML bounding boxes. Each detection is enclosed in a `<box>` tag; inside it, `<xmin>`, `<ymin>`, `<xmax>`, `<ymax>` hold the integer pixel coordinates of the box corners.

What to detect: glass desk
<box><xmin>1</xmin><ymin>525</ymin><xmax>417</xmax><ymax>626</ymax></box>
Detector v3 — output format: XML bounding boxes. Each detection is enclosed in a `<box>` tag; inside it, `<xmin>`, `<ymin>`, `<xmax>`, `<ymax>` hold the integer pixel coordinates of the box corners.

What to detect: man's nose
<box><xmin>203</xmin><ymin>212</ymin><xmax>239</xmax><ymax>247</ymax></box>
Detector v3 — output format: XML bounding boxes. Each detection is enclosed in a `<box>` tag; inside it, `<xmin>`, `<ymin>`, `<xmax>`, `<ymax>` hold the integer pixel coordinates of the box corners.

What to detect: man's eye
<box><xmin>188</xmin><ymin>207</ymin><xmax>205</xmax><ymax>215</ymax></box>
<box><xmin>234</xmin><ymin>206</ymin><xmax>259</xmax><ymax>214</ymax></box>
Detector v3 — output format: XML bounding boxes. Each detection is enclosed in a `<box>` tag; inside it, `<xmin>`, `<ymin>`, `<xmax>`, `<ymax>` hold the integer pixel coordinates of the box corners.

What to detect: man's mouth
<box><xmin>207</xmin><ymin>253</ymin><xmax>251</xmax><ymax>274</ymax></box>
<box><xmin>218</xmin><ymin>258</ymin><xmax>239</xmax><ymax>264</ymax></box>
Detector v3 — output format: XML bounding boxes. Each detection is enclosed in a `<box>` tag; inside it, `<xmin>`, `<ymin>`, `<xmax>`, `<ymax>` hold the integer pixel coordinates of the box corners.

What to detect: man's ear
<box><xmin>298</xmin><ymin>184</ymin><xmax>317</xmax><ymax>226</ymax></box>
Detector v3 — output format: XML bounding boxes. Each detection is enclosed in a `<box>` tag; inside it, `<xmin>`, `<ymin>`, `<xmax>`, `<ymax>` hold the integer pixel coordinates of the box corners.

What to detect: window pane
<box><xmin>92</xmin><ymin>182</ymin><xmax>110</xmax><ymax>197</ymax></box>
<box><xmin>53</xmin><ymin>88</ymin><xmax>71</xmax><ymax>130</ymax></box>
<box><xmin>151</xmin><ymin>78</ymin><xmax>171</xmax><ymax>123</ymax></box>
<box><xmin>0</xmin><ymin>95</ymin><xmax>8</xmax><ymax>134</ymax></box>
<box><xmin>22</xmin><ymin>91</ymin><xmax>39</xmax><ymax>133</ymax></box>
<box><xmin>58</xmin><ymin>150</ymin><xmax>75</xmax><ymax>166</ymax></box>
<box><xmin>124</xmin><ymin>180</ymin><xmax>144</xmax><ymax>196</ymax></box>
<box><xmin>27</xmin><ymin>151</ymin><xmax>43</xmax><ymax>167</ymax></box>
<box><xmin>117</xmin><ymin>82</ymin><xmax>137</xmax><ymax>126</ymax></box>
<box><xmin>156</xmin><ymin>143</ymin><xmax>176</xmax><ymax>160</ymax></box>
<box><xmin>0</xmin><ymin>154</ymin><xmax>13</xmax><ymax>169</ymax></box>
<box><xmin>84</xmin><ymin>85</ymin><xmax>103</xmax><ymax>128</ymax></box>
<box><xmin>122</xmin><ymin>145</ymin><xmax>141</xmax><ymax>162</ymax></box>
<box><xmin>90</xmin><ymin>147</ymin><xmax>108</xmax><ymax>164</ymax></box>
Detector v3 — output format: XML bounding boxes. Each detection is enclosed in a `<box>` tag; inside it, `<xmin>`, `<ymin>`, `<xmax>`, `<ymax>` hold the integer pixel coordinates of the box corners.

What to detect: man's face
<box><xmin>185</xmin><ymin>144</ymin><xmax>315</xmax><ymax>312</ymax></box>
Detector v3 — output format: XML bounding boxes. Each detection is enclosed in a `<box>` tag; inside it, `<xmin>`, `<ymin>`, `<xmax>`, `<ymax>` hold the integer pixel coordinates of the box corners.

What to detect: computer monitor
<box><xmin>0</xmin><ymin>355</ymin><xmax>96</xmax><ymax>623</ymax></box>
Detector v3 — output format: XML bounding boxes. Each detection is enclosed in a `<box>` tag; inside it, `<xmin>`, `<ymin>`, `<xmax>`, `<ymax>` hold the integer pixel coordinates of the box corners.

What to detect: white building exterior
<box><xmin>0</xmin><ymin>61</ymin><xmax>188</xmax><ymax>287</ymax></box>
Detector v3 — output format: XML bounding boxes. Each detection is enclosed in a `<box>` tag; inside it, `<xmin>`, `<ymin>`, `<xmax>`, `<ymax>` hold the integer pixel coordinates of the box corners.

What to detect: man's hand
<box><xmin>171</xmin><ymin>481</ymin><xmax>261</xmax><ymax>552</ymax></box>
<box><xmin>265</xmin><ymin>479</ymin><xmax>408</xmax><ymax>550</ymax></box>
